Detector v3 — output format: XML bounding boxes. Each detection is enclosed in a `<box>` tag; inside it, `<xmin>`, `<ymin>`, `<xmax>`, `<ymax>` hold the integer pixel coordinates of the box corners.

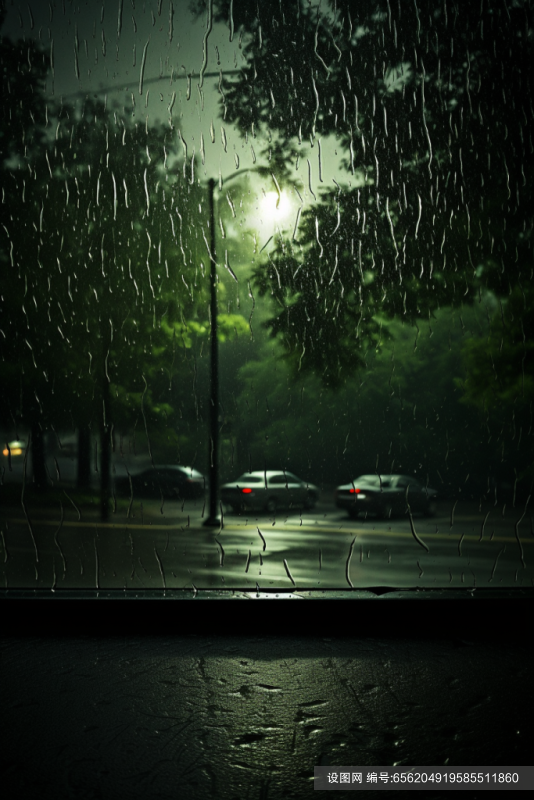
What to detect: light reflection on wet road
<box><xmin>1</xmin><ymin>501</ymin><xmax>532</xmax><ymax>590</ymax></box>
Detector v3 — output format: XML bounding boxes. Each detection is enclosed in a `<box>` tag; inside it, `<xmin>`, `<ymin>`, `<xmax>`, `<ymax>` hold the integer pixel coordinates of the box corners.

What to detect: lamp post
<box><xmin>203</xmin><ymin>170</ymin><xmax>252</xmax><ymax>527</ymax></box>
<box><xmin>204</xmin><ymin>176</ymin><xmax>220</xmax><ymax>527</ymax></box>
<box><xmin>203</xmin><ymin>169</ymin><xmax>289</xmax><ymax>527</ymax></box>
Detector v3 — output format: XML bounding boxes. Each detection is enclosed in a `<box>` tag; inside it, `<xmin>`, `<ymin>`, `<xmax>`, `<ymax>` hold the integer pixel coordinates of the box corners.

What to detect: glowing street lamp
<box><xmin>259</xmin><ymin>190</ymin><xmax>293</xmax><ymax>222</ymax></box>
<box><xmin>203</xmin><ymin>172</ymin><xmax>293</xmax><ymax>527</ymax></box>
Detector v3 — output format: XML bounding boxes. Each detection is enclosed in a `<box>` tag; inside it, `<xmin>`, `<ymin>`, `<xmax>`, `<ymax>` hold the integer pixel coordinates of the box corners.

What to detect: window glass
<box><xmin>1</xmin><ymin>1</ymin><xmax>532</xmax><ymax>591</ymax></box>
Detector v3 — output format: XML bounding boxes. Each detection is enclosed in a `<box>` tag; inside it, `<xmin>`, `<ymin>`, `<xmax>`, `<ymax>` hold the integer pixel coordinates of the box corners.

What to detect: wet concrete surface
<box><xmin>2</xmin><ymin>599</ymin><xmax>533</xmax><ymax>799</ymax></box>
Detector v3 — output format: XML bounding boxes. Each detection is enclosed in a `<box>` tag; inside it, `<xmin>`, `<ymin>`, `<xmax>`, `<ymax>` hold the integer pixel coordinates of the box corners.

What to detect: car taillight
<box><xmin>242</xmin><ymin>488</ymin><xmax>252</xmax><ymax>494</ymax></box>
<box><xmin>349</xmin><ymin>488</ymin><xmax>360</xmax><ymax>494</ymax></box>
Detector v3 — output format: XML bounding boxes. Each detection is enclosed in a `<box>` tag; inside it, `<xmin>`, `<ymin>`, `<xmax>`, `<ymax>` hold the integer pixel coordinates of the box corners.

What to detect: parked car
<box><xmin>114</xmin><ymin>465</ymin><xmax>205</xmax><ymax>500</ymax></box>
<box><xmin>335</xmin><ymin>474</ymin><xmax>437</xmax><ymax>519</ymax></box>
<box><xmin>221</xmin><ymin>470</ymin><xmax>319</xmax><ymax>513</ymax></box>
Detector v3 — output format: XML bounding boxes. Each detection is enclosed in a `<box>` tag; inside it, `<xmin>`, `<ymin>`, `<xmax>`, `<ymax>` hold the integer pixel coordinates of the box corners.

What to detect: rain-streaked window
<box><xmin>1</xmin><ymin>1</ymin><xmax>532</xmax><ymax>591</ymax></box>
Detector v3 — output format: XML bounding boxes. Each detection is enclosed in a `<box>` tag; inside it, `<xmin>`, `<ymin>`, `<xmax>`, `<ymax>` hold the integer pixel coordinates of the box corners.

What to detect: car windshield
<box><xmin>179</xmin><ymin>468</ymin><xmax>203</xmax><ymax>478</ymax></box>
<box><xmin>1</xmin><ymin>1</ymin><xmax>532</xmax><ymax>592</ymax></box>
<box><xmin>356</xmin><ymin>477</ymin><xmax>380</xmax><ymax>486</ymax></box>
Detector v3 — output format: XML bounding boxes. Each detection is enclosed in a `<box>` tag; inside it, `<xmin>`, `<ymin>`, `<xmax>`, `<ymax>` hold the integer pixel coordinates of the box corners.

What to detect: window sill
<box><xmin>3</xmin><ymin>588</ymin><xmax>533</xmax><ymax>639</ymax></box>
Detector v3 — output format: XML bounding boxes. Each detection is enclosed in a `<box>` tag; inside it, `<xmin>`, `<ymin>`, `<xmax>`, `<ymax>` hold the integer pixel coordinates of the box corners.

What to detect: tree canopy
<box><xmin>197</xmin><ymin>0</ymin><xmax>533</xmax><ymax>387</ymax></box>
<box><xmin>0</xmin><ymin>31</ymin><xmax>248</xmax><ymax>493</ymax></box>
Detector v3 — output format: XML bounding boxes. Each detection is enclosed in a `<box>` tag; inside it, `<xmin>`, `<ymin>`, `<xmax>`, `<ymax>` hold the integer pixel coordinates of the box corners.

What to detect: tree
<box><xmin>230</xmin><ymin>304</ymin><xmax>498</xmax><ymax>495</ymax></box>
<box><xmin>1</xmin><ymin>30</ymin><xmax>59</xmax><ymax>488</ymax></box>
<box><xmin>194</xmin><ymin>0</ymin><xmax>533</xmax><ymax>386</ymax></box>
<box><xmin>456</xmin><ymin>287</ymin><xmax>534</xmax><ymax>489</ymax></box>
<box><xmin>1</xmin><ymin>36</ymin><xmax>249</xmax><ymax>509</ymax></box>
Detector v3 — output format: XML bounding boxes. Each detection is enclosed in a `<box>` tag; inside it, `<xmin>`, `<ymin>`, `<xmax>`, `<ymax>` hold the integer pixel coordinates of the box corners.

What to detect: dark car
<box><xmin>221</xmin><ymin>470</ymin><xmax>319</xmax><ymax>513</ymax></box>
<box><xmin>114</xmin><ymin>465</ymin><xmax>205</xmax><ymax>500</ymax></box>
<box><xmin>335</xmin><ymin>474</ymin><xmax>437</xmax><ymax>519</ymax></box>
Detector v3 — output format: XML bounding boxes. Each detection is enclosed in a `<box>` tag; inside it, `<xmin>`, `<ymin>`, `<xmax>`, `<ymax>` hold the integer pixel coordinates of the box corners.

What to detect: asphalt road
<box><xmin>1</xmin><ymin>499</ymin><xmax>532</xmax><ymax>590</ymax></box>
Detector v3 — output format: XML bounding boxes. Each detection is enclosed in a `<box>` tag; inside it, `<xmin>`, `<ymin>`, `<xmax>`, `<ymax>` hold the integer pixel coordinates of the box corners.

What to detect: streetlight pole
<box><xmin>204</xmin><ymin>177</ymin><xmax>221</xmax><ymax>527</ymax></box>
<box><xmin>203</xmin><ymin>169</ymin><xmax>266</xmax><ymax>527</ymax></box>
<box><xmin>202</xmin><ymin>169</ymin><xmax>288</xmax><ymax>528</ymax></box>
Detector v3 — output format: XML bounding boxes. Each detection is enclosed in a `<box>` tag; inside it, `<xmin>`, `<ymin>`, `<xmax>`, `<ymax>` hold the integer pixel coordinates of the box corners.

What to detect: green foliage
<box><xmin>457</xmin><ymin>288</ymin><xmax>534</xmax><ymax>413</ymax></box>
<box><xmin>0</xmin><ymin>40</ymin><xmax>249</xmax><ymax>466</ymax></box>
<box><xmin>203</xmin><ymin>0</ymin><xmax>533</xmax><ymax>389</ymax></box>
<box><xmin>226</xmin><ymin>300</ymin><xmax>534</xmax><ymax>494</ymax></box>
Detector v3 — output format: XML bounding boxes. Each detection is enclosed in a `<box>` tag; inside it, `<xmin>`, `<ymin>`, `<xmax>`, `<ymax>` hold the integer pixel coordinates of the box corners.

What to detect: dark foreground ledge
<box><xmin>2</xmin><ymin>587</ymin><xmax>533</xmax><ymax>639</ymax></box>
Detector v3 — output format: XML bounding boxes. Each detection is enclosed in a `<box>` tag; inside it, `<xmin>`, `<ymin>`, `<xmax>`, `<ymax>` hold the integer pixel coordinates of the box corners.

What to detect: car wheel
<box><xmin>347</xmin><ymin>506</ymin><xmax>359</xmax><ymax>519</ymax></box>
<box><xmin>424</xmin><ymin>500</ymin><xmax>437</xmax><ymax>517</ymax></box>
<box><xmin>265</xmin><ymin>497</ymin><xmax>277</xmax><ymax>514</ymax></box>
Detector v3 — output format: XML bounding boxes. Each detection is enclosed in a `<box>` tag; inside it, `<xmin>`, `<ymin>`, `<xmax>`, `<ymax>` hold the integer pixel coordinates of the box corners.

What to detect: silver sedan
<box><xmin>221</xmin><ymin>470</ymin><xmax>319</xmax><ymax>514</ymax></box>
<box><xmin>335</xmin><ymin>474</ymin><xmax>437</xmax><ymax>519</ymax></box>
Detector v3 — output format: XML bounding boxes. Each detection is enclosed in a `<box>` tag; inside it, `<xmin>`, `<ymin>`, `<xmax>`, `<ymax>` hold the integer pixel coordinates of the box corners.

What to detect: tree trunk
<box><xmin>31</xmin><ymin>422</ymin><xmax>48</xmax><ymax>492</ymax></box>
<box><xmin>100</xmin><ymin>374</ymin><xmax>111</xmax><ymax>522</ymax></box>
<box><xmin>77</xmin><ymin>425</ymin><xmax>92</xmax><ymax>490</ymax></box>
<box><xmin>99</xmin><ymin>315</ymin><xmax>114</xmax><ymax>522</ymax></box>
